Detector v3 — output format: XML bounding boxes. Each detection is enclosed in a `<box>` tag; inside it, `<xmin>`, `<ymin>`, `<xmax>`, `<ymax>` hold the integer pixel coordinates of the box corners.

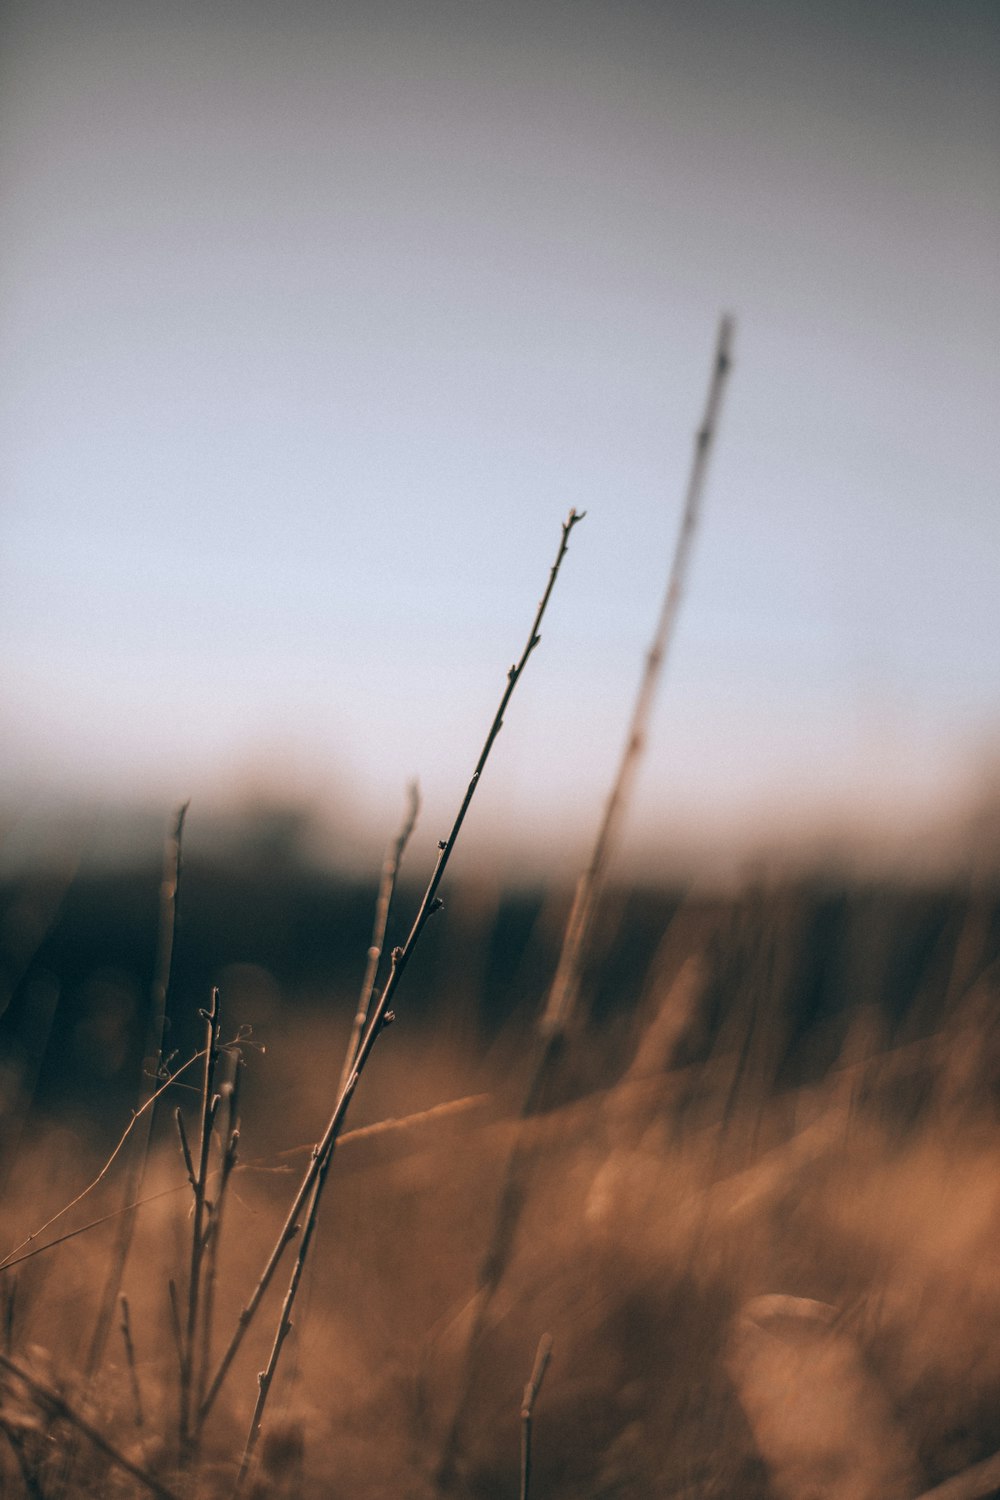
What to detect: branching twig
<box><xmin>234</xmin><ymin>784</ymin><xmax>422</xmax><ymax>1487</ymax></box>
<box><xmin>339</xmin><ymin>781</ymin><xmax>421</xmax><ymax>1096</ymax></box>
<box><xmin>203</xmin><ymin>508</ymin><xmax>584</xmax><ymax>1435</ymax></box>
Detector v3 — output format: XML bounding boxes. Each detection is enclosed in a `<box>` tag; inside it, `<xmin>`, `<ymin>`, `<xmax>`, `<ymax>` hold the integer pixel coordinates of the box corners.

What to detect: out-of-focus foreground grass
<box><xmin>2</xmin><ymin>857</ymin><xmax>1000</xmax><ymax>1499</ymax></box>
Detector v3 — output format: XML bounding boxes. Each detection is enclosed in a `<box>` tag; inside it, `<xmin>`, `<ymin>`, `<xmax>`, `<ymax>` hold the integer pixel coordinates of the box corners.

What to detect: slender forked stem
<box><xmin>234</xmin><ymin>784</ymin><xmax>422</xmax><ymax>1488</ymax></box>
<box><xmin>339</xmin><ymin>780</ymin><xmax>421</xmax><ymax>1095</ymax></box>
<box><xmin>201</xmin><ymin>508</ymin><xmax>584</xmax><ymax>1432</ymax></box>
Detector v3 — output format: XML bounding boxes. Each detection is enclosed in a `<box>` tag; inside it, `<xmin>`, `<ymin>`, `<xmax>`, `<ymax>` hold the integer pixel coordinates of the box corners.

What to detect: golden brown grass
<box><xmin>3</xmin><ymin>912</ymin><xmax>1000</xmax><ymax>1499</ymax></box>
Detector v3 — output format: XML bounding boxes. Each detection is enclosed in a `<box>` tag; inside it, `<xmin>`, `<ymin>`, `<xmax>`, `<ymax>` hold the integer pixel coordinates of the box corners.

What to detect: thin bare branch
<box><xmin>235</xmin><ymin>784</ymin><xmax>421</xmax><ymax>1486</ymax></box>
<box><xmin>0</xmin><ymin>1184</ymin><xmax>187</xmax><ymax>1272</ymax></box>
<box><xmin>339</xmin><ymin>780</ymin><xmax>421</xmax><ymax>1095</ymax></box>
<box><xmin>203</xmin><ymin>508</ymin><xmax>584</xmax><ymax>1432</ymax></box>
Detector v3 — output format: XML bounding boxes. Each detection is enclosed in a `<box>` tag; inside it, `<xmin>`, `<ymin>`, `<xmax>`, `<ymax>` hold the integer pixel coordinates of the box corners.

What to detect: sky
<box><xmin>2</xmin><ymin>0</ymin><xmax>999</xmax><ymax>878</ymax></box>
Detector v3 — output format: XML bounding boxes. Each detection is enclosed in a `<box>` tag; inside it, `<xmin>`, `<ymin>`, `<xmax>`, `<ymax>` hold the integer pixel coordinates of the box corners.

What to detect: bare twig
<box><xmin>234</xmin><ymin>784</ymin><xmax>422</xmax><ymax>1486</ymax></box>
<box><xmin>520</xmin><ymin>1333</ymin><xmax>553</xmax><ymax>1500</ymax></box>
<box><xmin>0</xmin><ymin>1349</ymin><xmax>181</xmax><ymax>1500</ymax></box>
<box><xmin>339</xmin><ymin>781</ymin><xmax>421</xmax><ymax>1095</ymax></box>
<box><xmin>0</xmin><ymin>1185</ymin><xmax>188</xmax><ymax>1272</ymax></box>
<box><xmin>203</xmin><ymin>508</ymin><xmax>584</xmax><ymax>1435</ymax></box>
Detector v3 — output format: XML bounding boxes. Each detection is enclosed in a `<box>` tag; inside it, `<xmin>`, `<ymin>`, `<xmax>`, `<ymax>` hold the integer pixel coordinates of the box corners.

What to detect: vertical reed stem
<box><xmin>439</xmin><ymin>320</ymin><xmax>734</xmax><ymax>1489</ymax></box>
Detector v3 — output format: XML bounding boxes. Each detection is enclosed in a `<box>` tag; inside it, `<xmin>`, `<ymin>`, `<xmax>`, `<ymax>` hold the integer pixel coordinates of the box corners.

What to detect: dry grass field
<box><xmin>2</xmin><ymin>869</ymin><xmax>1000</xmax><ymax>1500</ymax></box>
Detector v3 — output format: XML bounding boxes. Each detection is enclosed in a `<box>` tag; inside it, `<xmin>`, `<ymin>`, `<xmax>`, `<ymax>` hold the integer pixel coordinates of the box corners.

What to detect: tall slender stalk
<box><xmin>438</xmin><ymin>318</ymin><xmax>734</xmax><ymax>1488</ymax></box>
<box><xmin>234</xmin><ymin>785</ymin><xmax>421</xmax><ymax>1488</ymax></box>
<box><xmin>541</xmin><ymin>315</ymin><xmax>734</xmax><ymax>1038</ymax></box>
<box><xmin>339</xmin><ymin>781</ymin><xmax>421</xmax><ymax>1095</ymax></box>
<box><xmin>201</xmin><ymin>509</ymin><xmax>584</xmax><ymax>1435</ymax></box>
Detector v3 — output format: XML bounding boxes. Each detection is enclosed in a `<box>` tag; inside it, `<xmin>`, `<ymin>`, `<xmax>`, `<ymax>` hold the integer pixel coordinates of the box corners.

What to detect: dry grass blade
<box><xmin>542</xmin><ymin>315</ymin><xmax>734</xmax><ymax>1040</ymax></box>
<box><xmin>520</xmin><ymin>1332</ymin><xmax>553</xmax><ymax>1500</ymax></box>
<box><xmin>201</xmin><ymin>508</ymin><xmax>584</xmax><ymax>1433</ymax></box>
<box><xmin>0</xmin><ymin>1350</ymin><xmax>181</xmax><ymax>1500</ymax></box>
<box><xmin>438</xmin><ymin>320</ymin><xmax>733</xmax><ymax>1489</ymax></box>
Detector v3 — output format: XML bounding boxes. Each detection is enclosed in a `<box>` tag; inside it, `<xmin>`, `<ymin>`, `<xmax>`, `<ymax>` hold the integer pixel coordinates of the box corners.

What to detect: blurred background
<box><xmin>2</xmin><ymin>0</ymin><xmax>998</xmax><ymax>885</ymax></box>
<box><xmin>2</xmin><ymin>12</ymin><xmax>1000</xmax><ymax>1494</ymax></box>
<box><xmin>1</xmin><ymin>0</ymin><xmax>999</xmax><ymax>1116</ymax></box>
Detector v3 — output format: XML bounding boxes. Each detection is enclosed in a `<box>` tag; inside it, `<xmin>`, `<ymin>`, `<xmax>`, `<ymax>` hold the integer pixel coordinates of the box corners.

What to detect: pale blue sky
<box><xmin>2</xmin><ymin>0</ymin><xmax>998</xmax><ymax>873</ymax></box>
